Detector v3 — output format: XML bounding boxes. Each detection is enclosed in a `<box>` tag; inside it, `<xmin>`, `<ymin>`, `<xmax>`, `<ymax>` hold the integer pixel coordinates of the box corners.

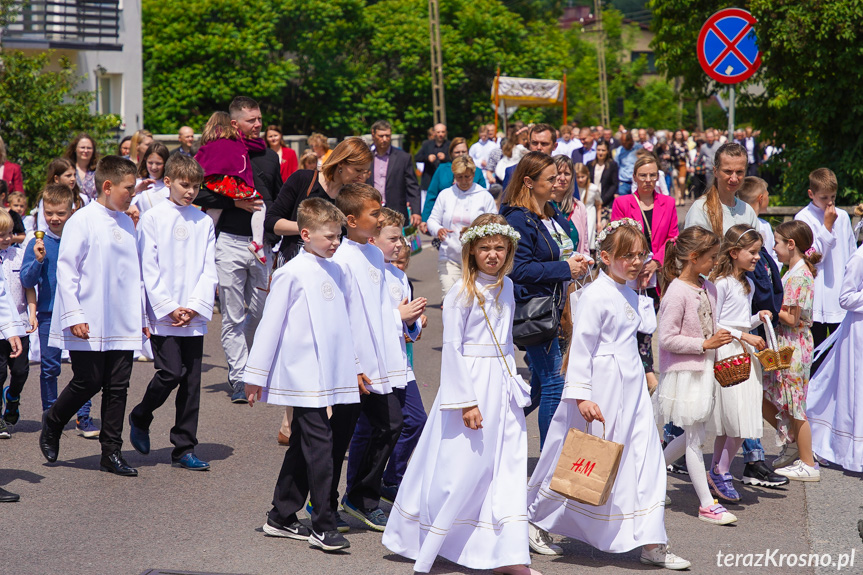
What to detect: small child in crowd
<box><xmin>707</xmin><ymin>224</ymin><xmax>772</xmax><ymax>502</ymax></box>
<box><xmin>40</xmin><ymin>156</ymin><xmax>143</xmax><ymax>477</ymax></box>
<box><xmin>195</xmin><ymin>111</ymin><xmax>269</xmax><ymax>263</ymax></box>
<box><xmin>0</xmin><ymin>209</ymin><xmax>37</xmax><ymax>437</ymax></box>
<box><xmin>132</xmin><ymin>141</ymin><xmax>171</xmax><ymax>215</ymax></box>
<box><xmin>346</xmin><ymin>208</ymin><xmax>427</xmax><ymax>504</ymax></box>
<box><xmin>735</xmin><ymin>177</ymin><xmax>789</xmax><ymax>488</ymax></box>
<box><xmin>19</xmin><ymin>184</ymin><xmax>97</xmax><ymax>437</ymax></box>
<box><xmin>658</xmin><ymin>226</ymin><xmax>738</xmax><ymax>525</ymax></box>
<box><xmin>528</xmin><ymin>219</ymin><xmax>690</xmax><ymax>570</ymax></box>
<box><xmin>333</xmin><ymin>184</ymin><xmax>407</xmax><ymax>531</ymax></box>
<box><xmin>127</xmin><ymin>154</ymin><xmax>218</xmax><ymax>471</ymax></box>
<box><xmin>7</xmin><ymin>192</ymin><xmax>33</xmax><ymax>235</ymax></box>
<box><xmin>245</xmin><ymin>197</ymin><xmax>362</xmax><ymax>552</ymax></box>
<box><xmin>794</xmin><ymin>168</ymin><xmax>855</xmax><ymax>373</ymax></box>
<box><xmin>765</xmin><ymin>220</ymin><xmax>821</xmax><ymax>481</ymax></box>
<box><xmin>384</xmin><ymin>214</ymin><xmax>537</xmax><ymax>574</ymax></box>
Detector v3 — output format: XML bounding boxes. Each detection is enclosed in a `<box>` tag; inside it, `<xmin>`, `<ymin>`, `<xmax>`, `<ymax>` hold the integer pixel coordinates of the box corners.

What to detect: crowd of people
<box><xmin>0</xmin><ymin>97</ymin><xmax>861</xmax><ymax>573</ymax></box>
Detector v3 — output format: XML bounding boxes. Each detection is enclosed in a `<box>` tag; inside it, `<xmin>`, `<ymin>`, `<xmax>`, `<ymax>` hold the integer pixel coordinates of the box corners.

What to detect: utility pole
<box><xmin>594</xmin><ymin>0</ymin><xmax>610</xmax><ymax>127</ymax></box>
<box><xmin>429</xmin><ymin>0</ymin><xmax>446</xmax><ymax>125</ymax></box>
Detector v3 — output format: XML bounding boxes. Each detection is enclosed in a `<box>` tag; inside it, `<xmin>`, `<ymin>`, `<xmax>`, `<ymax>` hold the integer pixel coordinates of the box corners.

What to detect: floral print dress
<box><xmin>764</xmin><ymin>260</ymin><xmax>814</xmax><ymax>444</ymax></box>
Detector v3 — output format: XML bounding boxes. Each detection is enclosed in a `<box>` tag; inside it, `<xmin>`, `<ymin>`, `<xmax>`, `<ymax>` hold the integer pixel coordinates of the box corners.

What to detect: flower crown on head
<box><xmin>594</xmin><ymin>218</ymin><xmax>643</xmax><ymax>251</ymax></box>
<box><xmin>460</xmin><ymin>223</ymin><xmax>521</xmax><ymax>246</ymax></box>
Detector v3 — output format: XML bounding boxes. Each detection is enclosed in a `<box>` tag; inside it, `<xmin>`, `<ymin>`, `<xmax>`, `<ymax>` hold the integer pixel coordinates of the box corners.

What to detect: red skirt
<box><xmin>203</xmin><ymin>175</ymin><xmax>259</xmax><ymax>200</ymax></box>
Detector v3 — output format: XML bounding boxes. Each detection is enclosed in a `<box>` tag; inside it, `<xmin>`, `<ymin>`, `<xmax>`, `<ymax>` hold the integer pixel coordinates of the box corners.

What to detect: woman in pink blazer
<box><xmin>610</xmin><ymin>153</ymin><xmax>679</xmax><ymax>391</ymax></box>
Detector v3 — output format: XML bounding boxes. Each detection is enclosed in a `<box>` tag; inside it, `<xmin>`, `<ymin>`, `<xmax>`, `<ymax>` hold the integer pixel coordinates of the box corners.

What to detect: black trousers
<box><xmin>0</xmin><ymin>337</ymin><xmax>30</xmax><ymax>398</ymax></box>
<box><xmin>810</xmin><ymin>321</ymin><xmax>839</xmax><ymax>376</ymax></box>
<box><xmin>46</xmin><ymin>350</ymin><xmax>133</xmax><ymax>458</ymax></box>
<box><xmin>270</xmin><ymin>406</ymin><xmax>335</xmax><ymax>533</ymax></box>
<box><xmin>345</xmin><ymin>391</ymin><xmax>404</xmax><ymax>512</ymax></box>
<box><xmin>330</xmin><ymin>402</ymin><xmax>362</xmax><ymax>512</ymax></box>
<box><xmin>130</xmin><ymin>335</ymin><xmax>203</xmax><ymax>461</ymax></box>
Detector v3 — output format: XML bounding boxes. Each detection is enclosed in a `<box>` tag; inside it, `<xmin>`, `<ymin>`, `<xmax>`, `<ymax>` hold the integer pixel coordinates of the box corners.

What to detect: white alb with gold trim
<box><xmin>527</xmin><ymin>270</ymin><xmax>668</xmax><ymax>553</ymax></box>
<box><xmin>49</xmin><ymin>201</ymin><xmax>143</xmax><ymax>351</ymax></box>
<box><xmin>383</xmin><ymin>273</ymin><xmax>531</xmax><ymax>573</ymax></box>
<box><xmin>243</xmin><ymin>249</ymin><xmax>360</xmax><ymax>408</ymax></box>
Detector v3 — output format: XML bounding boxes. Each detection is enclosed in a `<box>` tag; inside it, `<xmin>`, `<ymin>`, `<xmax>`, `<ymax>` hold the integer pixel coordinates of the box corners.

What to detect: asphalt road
<box><xmin>0</xmin><ymin>245</ymin><xmax>860</xmax><ymax>575</ymax></box>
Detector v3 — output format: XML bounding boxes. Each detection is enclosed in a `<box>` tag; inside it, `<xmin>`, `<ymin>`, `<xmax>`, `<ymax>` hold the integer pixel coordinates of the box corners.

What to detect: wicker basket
<box><xmin>713</xmin><ymin>338</ymin><xmax>752</xmax><ymax>388</ymax></box>
<box><xmin>754</xmin><ymin>321</ymin><xmax>794</xmax><ymax>372</ymax></box>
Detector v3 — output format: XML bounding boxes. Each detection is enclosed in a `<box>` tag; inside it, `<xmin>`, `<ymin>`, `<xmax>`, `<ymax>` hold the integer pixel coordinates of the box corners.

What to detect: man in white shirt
<box><xmin>468</xmin><ymin>125</ymin><xmax>499</xmax><ymax>173</ymax></box>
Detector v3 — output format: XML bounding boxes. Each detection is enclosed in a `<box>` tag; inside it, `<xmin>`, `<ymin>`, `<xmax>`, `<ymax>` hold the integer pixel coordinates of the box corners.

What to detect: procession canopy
<box><xmin>492</xmin><ymin>76</ymin><xmax>565</xmax><ymax>107</ymax></box>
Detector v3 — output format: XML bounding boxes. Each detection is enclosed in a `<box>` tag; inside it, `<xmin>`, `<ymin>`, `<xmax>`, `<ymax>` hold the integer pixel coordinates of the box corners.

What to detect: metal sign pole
<box><xmin>728</xmin><ymin>85</ymin><xmax>735</xmax><ymax>138</ymax></box>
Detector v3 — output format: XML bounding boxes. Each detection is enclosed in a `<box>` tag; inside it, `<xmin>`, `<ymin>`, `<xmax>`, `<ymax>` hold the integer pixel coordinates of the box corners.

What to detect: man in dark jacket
<box><xmin>415</xmin><ymin>123</ymin><xmax>449</xmax><ymax>190</ymax></box>
<box><xmin>368</xmin><ymin>120</ymin><xmax>422</xmax><ymax>227</ymax></box>
<box><xmin>193</xmin><ymin>96</ymin><xmax>282</xmax><ymax>404</ymax></box>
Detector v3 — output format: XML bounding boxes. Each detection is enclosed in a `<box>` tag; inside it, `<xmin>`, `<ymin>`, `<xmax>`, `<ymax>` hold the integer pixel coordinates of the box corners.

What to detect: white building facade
<box><xmin>4</xmin><ymin>0</ymin><xmax>143</xmax><ymax>134</ymax></box>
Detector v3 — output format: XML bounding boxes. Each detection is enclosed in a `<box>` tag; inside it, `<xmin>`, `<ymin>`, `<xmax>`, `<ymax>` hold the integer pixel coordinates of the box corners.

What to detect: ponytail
<box><xmin>702</xmin><ymin>185</ymin><xmax>724</xmax><ymax>238</ymax></box>
<box><xmin>660</xmin><ymin>226</ymin><xmax>721</xmax><ymax>291</ymax></box>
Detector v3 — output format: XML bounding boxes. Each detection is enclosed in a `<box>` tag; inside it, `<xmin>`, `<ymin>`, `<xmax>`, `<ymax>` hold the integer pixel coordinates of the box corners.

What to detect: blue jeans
<box><xmin>742</xmin><ymin>438</ymin><xmax>765</xmax><ymax>463</ymax></box>
<box><xmin>619</xmin><ymin>180</ymin><xmax>633</xmax><ymax>195</ymax></box>
<box><xmin>523</xmin><ymin>338</ymin><xmax>565</xmax><ymax>449</ymax></box>
<box><xmin>346</xmin><ymin>381</ymin><xmax>427</xmax><ymax>490</ymax></box>
<box><xmin>38</xmin><ymin>312</ymin><xmax>90</xmax><ymax>417</ymax></box>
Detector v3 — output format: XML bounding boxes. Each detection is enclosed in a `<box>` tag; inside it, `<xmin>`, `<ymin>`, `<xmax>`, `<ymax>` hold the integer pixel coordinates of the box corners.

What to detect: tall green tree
<box><xmin>142</xmin><ymin>0</ymin><xmax>296</xmax><ymax>133</ymax></box>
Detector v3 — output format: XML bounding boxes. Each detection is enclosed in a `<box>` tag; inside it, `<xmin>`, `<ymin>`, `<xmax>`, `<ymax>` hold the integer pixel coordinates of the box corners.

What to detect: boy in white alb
<box><xmin>40</xmin><ymin>156</ymin><xmax>143</xmax><ymax>477</ymax></box>
<box><xmin>127</xmin><ymin>155</ymin><xmax>218</xmax><ymax>470</ymax></box>
<box><xmin>0</xmin><ymin>245</ymin><xmax>24</xmax><ymax>501</ymax></box>
<box><xmin>245</xmin><ymin>197</ymin><xmax>362</xmax><ymax>552</ymax></box>
<box><xmin>333</xmin><ymin>184</ymin><xmax>407</xmax><ymax>531</ymax></box>
<box><xmin>346</xmin><ymin>208</ymin><xmax>427</xmax><ymax>503</ymax></box>
<box><xmin>0</xmin><ymin>208</ymin><xmax>36</xmax><ymax>439</ymax></box>
<box><xmin>794</xmin><ymin>168</ymin><xmax>856</xmax><ymax>370</ymax></box>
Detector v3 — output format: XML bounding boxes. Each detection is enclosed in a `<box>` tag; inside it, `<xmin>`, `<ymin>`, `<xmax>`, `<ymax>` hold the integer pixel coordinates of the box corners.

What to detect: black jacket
<box><xmin>366</xmin><ymin>147</ymin><xmax>421</xmax><ymax>221</ymax></box>
<box><xmin>747</xmin><ymin>245</ymin><xmax>783</xmax><ymax>330</ymax></box>
<box><xmin>194</xmin><ymin>145</ymin><xmax>282</xmax><ymax>243</ymax></box>
<box><xmin>588</xmin><ymin>159</ymin><xmax>620</xmax><ymax>208</ymax></box>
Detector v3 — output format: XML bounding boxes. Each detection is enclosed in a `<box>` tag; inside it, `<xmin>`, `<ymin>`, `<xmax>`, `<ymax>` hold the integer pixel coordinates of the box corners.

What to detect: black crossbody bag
<box><xmin>512</xmin><ymin>215</ymin><xmax>561</xmax><ymax>347</ymax></box>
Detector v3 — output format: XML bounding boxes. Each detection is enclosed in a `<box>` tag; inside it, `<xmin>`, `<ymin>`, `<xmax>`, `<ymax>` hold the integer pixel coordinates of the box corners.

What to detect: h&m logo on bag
<box><xmin>570</xmin><ymin>458</ymin><xmax>596</xmax><ymax>477</ymax></box>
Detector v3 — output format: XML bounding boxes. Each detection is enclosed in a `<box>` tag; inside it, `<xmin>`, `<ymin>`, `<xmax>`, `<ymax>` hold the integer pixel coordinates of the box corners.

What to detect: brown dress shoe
<box><xmin>277</xmin><ymin>431</ymin><xmax>290</xmax><ymax>446</ymax></box>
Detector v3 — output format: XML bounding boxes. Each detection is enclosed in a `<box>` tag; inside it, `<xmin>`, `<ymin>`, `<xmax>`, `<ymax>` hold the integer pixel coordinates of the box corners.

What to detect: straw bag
<box><xmin>713</xmin><ymin>337</ymin><xmax>751</xmax><ymax>388</ymax></box>
<box><xmin>754</xmin><ymin>321</ymin><xmax>794</xmax><ymax>372</ymax></box>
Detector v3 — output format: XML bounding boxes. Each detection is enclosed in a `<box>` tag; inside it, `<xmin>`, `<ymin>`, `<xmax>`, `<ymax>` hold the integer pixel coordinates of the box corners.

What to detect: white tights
<box><xmin>663</xmin><ymin>422</ymin><xmax>713</xmax><ymax>508</ymax></box>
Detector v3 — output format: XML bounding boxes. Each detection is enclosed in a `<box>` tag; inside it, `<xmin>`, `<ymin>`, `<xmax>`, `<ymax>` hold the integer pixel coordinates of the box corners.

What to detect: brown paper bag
<box><xmin>549</xmin><ymin>422</ymin><xmax>624</xmax><ymax>506</ymax></box>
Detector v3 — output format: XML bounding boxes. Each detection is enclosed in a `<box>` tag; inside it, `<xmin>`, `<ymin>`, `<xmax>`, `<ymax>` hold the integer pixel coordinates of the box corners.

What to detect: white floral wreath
<box><xmin>460</xmin><ymin>223</ymin><xmax>522</xmax><ymax>245</ymax></box>
<box><xmin>594</xmin><ymin>218</ymin><xmax>643</xmax><ymax>250</ymax></box>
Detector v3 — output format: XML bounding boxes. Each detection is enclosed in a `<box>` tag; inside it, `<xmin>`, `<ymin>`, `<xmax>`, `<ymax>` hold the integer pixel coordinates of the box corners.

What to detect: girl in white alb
<box><xmin>383</xmin><ymin>214</ymin><xmax>536</xmax><ymax>575</ymax></box>
<box><xmin>707</xmin><ymin>225</ymin><xmax>772</xmax><ymax>502</ymax></box>
<box><xmin>527</xmin><ymin>218</ymin><xmax>690</xmax><ymax>571</ymax></box>
<box><xmin>807</xmin><ymin>241</ymin><xmax>863</xmax><ymax>472</ymax></box>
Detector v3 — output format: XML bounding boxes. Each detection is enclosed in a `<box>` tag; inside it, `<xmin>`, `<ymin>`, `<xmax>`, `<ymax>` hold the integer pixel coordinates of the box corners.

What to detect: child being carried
<box><xmin>195</xmin><ymin>111</ymin><xmax>268</xmax><ymax>263</ymax></box>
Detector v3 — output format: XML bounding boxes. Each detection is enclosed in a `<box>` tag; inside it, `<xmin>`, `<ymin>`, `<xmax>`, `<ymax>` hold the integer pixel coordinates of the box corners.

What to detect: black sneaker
<box><xmin>263</xmin><ymin>516</ymin><xmax>310</xmax><ymax>540</ymax></box>
<box><xmin>667</xmin><ymin>456</ymin><xmax>688</xmax><ymax>475</ymax></box>
<box><xmin>742</xmin><ymin>460</ymin><xmax>789</xmax><ymax>488</ymax></box>
<box><xmin>308</xmin><ymin>529</ymin><xmax>350</xmax><ymax>552</ymax></box>
<box><xmin>3</xmin><ymin>386</ymin><xmax>19</xmax><ymax>425</ymax></box>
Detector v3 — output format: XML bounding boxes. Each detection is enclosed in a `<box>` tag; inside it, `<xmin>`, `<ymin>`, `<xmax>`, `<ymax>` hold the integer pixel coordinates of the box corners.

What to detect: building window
<box><xmin>98</xmin><ymin>74</ymin><xmax>123</xmax><ymax>116</ymax></box>
<box><xmin>631</xmin><ymin>51</ymin><xmax>657</xmax><ymax>74</ymax></box>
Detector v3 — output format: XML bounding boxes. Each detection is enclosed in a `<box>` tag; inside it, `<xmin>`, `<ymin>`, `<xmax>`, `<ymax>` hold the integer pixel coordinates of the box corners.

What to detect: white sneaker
<box><xmin>773</xmin><ymin>443</ymin><xmax>799</xmax><ymax>468</ymax></box>
<box><xmin>528</xmin><ymin>523</ymin><xmax>563</xmax><ymax>555</ymax></box>
<box><xmin>665</xmin><ymin>495</ymin><xmax>672</xmax><ymax>506</ymax></box>
<box><xmin>775</xmin><ymin>459</ymin><xmax>820</xmax><ymax>482</ymax></box>
<box><xmin>640</xmin><ymin>544</ymin><xmax>692</xmax><ymax>570</ymax></box>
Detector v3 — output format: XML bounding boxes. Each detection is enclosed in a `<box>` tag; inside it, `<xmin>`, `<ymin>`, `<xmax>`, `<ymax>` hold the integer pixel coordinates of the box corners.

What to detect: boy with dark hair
<box><xmin>39</xmin><ymin>156</ymin><xmax>143</xmax><ymax>476</ymax></box>
<box><xmin>332</xmin><ymin>184</ymin><xmax>407</xmax><ymax>531</ymax></box>
<box><xmin>127</xmin><ymin>154</ymin><xmax>218</xmax><ymax>470</ymax></box>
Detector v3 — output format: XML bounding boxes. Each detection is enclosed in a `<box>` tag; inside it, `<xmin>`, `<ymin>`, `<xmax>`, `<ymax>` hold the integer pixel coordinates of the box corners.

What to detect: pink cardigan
<box><xmin>658</xmin><ymin>278</ymin><xmax>718</xmax><ymax>372</ymax></box>
<box><xmin>567</xmin><ymin>200</ymin><xmax>590</xmax><ymax>256</ymax></box>
<box><xmin>610</xmin><ymin>191</ymin><xmax>678</xmax><ymax>264</ymax></box>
